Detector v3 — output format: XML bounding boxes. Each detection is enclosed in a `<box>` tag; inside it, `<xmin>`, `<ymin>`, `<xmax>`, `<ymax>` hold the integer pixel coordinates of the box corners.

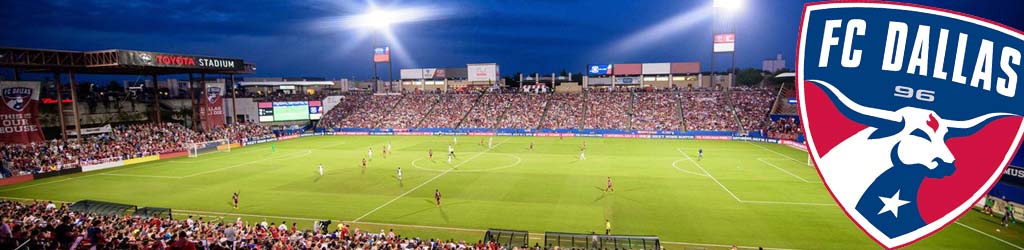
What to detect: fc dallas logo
<box><xmin>798</xmin><ymin>1</ymin><xmax>1024</xmax><ymax>248</ymax></box>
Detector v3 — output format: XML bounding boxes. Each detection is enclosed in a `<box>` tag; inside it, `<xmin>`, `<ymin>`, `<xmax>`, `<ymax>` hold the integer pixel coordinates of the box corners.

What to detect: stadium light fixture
<box><xmin>713</xmin><ymin>0</ymin><xmax>743</xmax><ymax>12</ymax></box>
<box><xmin>343</xmin><ymin>6</ymin><xmax>447</xmax><ymax>32</ymax></box>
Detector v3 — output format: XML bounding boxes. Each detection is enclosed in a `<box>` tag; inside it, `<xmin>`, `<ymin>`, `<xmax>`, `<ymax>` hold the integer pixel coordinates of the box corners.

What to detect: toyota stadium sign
<box><xmin>118</xmin><ymin>50</ymin><xmax>246</xmax><ymax>70</ymax></box>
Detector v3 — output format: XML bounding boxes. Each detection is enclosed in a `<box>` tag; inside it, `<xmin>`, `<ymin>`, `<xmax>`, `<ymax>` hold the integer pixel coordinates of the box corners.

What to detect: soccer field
<box><xmin>1</xmin><ymin>136</ymin><xmax>1021</xmax><ymax>249</ymax></box>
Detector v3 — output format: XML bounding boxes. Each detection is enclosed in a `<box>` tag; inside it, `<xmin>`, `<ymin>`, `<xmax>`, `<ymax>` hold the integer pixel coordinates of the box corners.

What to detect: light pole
<box><xmin>712</xmin><ymin>0</ymin><xmax>742</xmax><ymax>88</ymax></box>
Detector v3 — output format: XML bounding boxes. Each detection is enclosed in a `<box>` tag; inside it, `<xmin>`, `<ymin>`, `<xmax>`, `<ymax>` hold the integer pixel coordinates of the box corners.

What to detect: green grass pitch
<box><xmin>1</xmin><ymin>136</ymin><xmax>1021</xmax><ymax>249</ymax></box>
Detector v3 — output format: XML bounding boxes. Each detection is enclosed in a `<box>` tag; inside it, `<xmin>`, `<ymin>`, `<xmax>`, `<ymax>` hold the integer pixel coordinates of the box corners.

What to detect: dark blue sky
<box><xmin>1</xmin><ymin>0</ymin><xmax>1021</xmax><ymax>80</ymax></box>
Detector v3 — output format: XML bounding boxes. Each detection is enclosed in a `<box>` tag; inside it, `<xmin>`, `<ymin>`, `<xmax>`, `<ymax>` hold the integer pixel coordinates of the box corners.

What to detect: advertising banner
<box><xmin>0</xmin><ymin>81</ymin><xmax>44</xmax><ymax>144</ymax></box>
<box><xmin>373</xmin><ymin>46</ymin><xmax>390</xmax><ymax>63</ymax></box>
<box><xmin>713</xmin><ymin>33</ymin><xmax>736</xmax><ymax>52</ymax></box>
<box><xmin>118</xmin><ymin>50</ymin><xmax>245</xmax><ymax>71</ymax></box>
<box><xmin>642</xmin><ymin>63</ymin><xmax>670</xmax><ymax>75</ymax></box>
<box><xmin>200</xmin><ymin>82</ymin><xmax>226</xmax><ymax>131</ymax></box>
<box><xmin>614</xmin><ymin>77</ymin><xmax>641</xmax><ymax>85</ymax></box>
<box><xmin>468</xmin><ymin>63</ymin><xmax>499</xmax><ymax>82</ymax></box>
<box><xmin>587</xmin><ymin>64</ymin><xmax>613</xmax><ymax>76</ymax></box>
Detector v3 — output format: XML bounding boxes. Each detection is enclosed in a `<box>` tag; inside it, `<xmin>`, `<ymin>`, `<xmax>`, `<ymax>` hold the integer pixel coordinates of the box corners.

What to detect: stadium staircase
<box><xmin>723</xmin><ymin>89</ymin><xmax>746</xmax><ymax>132</ymax></box>
<box><xmin>771</xmin><ymin>87</ymin><xmax>799</xmax><ymax>115</ymax></box>
<box><xmin>373</xmin><ymin>94</ymin><xmax>405</xmax><ymax>128</ymax></box>
<box><xmin>453</xmin><ymin>92</ymin><xmax>486</xmax><ymax>129</ymax></box>
<box><xmin>675</xmin><ymin>91</ymin><xmax>687</xmax><ymax>131</ymax></box>
<box><xmin>491</xmin><ymin>93</ymin><xmax>514</xmax><ymax>131</ymax></box>
<box><xmin>535</xmin><ymin>93</ymin><xmax>553</xmax><ymax>129</ymax></box>
<box><xmin>413</xmin><ymin>94</ymin><xmax>443</xmax><ymax>128</ymax></box>
<box><xmin>578</xmin><ymin>91</ymin><xmax>588</xmax><ymax>129</ymax></box>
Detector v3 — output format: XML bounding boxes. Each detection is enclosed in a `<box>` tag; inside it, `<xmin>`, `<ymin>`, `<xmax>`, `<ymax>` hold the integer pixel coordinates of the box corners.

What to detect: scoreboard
<box><xmin>258</xmin><ymin>101</ymin><xmax>323</xmax><ymax>122</ymax></box>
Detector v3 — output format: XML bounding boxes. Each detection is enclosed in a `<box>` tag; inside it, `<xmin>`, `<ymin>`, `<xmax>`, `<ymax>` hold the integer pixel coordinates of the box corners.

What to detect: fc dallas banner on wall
<box><xmin>200</xmin><ymin>82</ymin><xmax>226</xmax><ymax>131</ymax></box>
<box><xmin>0</xmin><ymin>81</ymin><xmax>44</xmax><ymax>144</ymax></box>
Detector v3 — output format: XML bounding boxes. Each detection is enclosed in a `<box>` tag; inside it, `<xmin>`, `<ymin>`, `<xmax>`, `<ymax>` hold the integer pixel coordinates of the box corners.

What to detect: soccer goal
<box><xmin>189</xmin><ymin>139</ymin><xmax>231</xmax><ymax>158</ymax></box>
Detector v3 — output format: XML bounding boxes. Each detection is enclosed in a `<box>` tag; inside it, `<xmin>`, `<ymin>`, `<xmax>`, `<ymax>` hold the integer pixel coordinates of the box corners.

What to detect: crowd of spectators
<box><xmin>498</xmin><ymin>94</ymin><xmax>546</xmax><ymax>129</ymax></box>
<box><xmin>333</xmin><ymin>95</ymin><xmax>402</xmax><ymax>128</ymax></box>
<box><xmin>767</xmin><ymin>116</ymin><xmax>802</xmax><ymax>140</ymax></box>
<box><xmin>583</xmin><ymin>92</ymin><xmax>630</xmax><ymax>129</ymax></box>
<box><xmin>682</xmin><ymin>90</ymin><xmax>736</xmax><ymax>131</ymax></box>
<box><xmin>317</xmin><ymin>94</ymin><xmax>370</xmax><ymax>129</ymax></box>
<box><xmin>377</xmin><ymin>94</ymin><xmax>439</xmax><ymax>129</ymax></box>
<box><xmin>540</xmin><ymin>93</ymin><xmax>585</xmax><ymax>129</ymax></box>
<box><xmin>631</xmin><ymin>92</ymin><xmax>683</xmax><ymax>131</ymax></box>
<box><xmin>730</xmin><ymin>88</ymin><xmax>775</xmax><ymax>132</ymax></box>
<box><xmin>419</xmin><ymin>94</ymin><xmax>477</xmax><ymax>128</ymax></box>
<box><xmin>1</xmin><ymin>123</ymin><xmax>274</xmax><ymax>178</ymax></box>
<box><xmin>313</xmin><ymin>87</ymin><xmax>783</xmax><ymax>132</ymax></box>
<box><xmin>462</xmin><ymin>93</ymin><xmax>511</xmax><ymax>128</ymax></box>
<box><xmin>0</xmin><ymin>200</ymin><xmax>515</xmax><ymax>250</ymax></box>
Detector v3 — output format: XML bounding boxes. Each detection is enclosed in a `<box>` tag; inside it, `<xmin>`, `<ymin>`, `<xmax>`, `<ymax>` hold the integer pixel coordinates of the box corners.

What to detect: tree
<box><xmin>734</xmin><ymin>68</ymin><xmax>764</xmax><ymax>86</ymax></box>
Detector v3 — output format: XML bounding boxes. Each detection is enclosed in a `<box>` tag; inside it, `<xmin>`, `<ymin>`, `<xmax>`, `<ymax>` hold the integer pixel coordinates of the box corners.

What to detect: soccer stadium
<box><xmin>1</xmin><ymin>1</ymin><xmax>1023</xmax><ymax>250</ymax></box>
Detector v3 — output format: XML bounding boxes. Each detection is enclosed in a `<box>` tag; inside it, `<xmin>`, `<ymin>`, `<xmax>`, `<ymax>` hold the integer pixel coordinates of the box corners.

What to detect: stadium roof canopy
<box><xmin>238</xmin><ymin>81</ymin><xmax>334</xmax><ymax>86</ymax></box>
<box><xmin>0</xmin><ymin>47</ymin><xmax>255</xmax><ymax>75</ymax></box>
<box><xmin>775</xmin><ymin>72</ymin><xmax>795</xmax><ymax>78</ymax></box>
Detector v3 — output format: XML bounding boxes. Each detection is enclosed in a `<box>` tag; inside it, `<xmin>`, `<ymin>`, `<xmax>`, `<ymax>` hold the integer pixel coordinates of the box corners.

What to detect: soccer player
<box><xmin>434</xmin><ymin>189</ymin><xmax>442</xmax><ymax>206</ymax></box>
<box><xmin>447</xmin><ymin>153</ymin><xmax>453</xmax><ymax>164</ymax></box>
<box><xmin>698</xmin><ymin>148</ymin><xmax>703</xmax><ymax>161</ymax></box>
<box><xmin>582</xmin><ymin>140</ymin><xmax>587</xmax><ymax>150</ymax></box>
<box><xmin>488</xmin><ymin>137</ymin><xmax>493</xmax><ymax>149</ymax></box>
<box><xmin>580</xmin><ymin>148</ymin><xmax>586</xmax><ymax>160</ymax></box>
<box><xmin>382</xmin><ymin>146</ymin><xmax>387</xmax><ymax>159</ymax></box>
<box><xmin>362</xmin><ymin>158</ymin><xmax>367</xmax><ymax>169</ymax></box>
<box><xmin>232</xmin><ymin>192</ymin><xmax>239</xmax><ymax>209</ymax></box>
<box><xmin>529</xmin><ymin>141</ymin><xmax>534</xmax><ymax>151</ymax></box>
<box><xmin>387</xmin><ymin>141</ymin><xmax>392</xmax><ymax>155</ymax></box>
<box><xmin>605</xmin><ymin>177</ymin><xmax>614</xmax><ymax>192</ymax></box>
<box><xmin>453</xmin><ymin>137</ymin><xmax>458</xmax><ymax>145</ymax></box>
<box><xmin>479</xmin><ymin>138</ymin><xmax>485</xmax><ymax>146</ymax></box>
<box><xmin>318</xmin><ymin>163</ymin><xmax>324</xmax><ymax>177</ymax></box>
<box><xmin>428</xmin><ymin>148</ymin><xmax>434</xmax><ymax>160</ymax></box>
<box><xmin>368</xmin><ymin>148</ymin><xmax>373</xmax><ymax>160</ymax></box>
<box><xmin>605</xmin><ymin>219</ymin><xmax>611</xmax><ymax>235</ymax></box>
<box><xmin>397</xmin><ymin>167</ymin><xmax>403</xmax><ymax>181</ymax></box>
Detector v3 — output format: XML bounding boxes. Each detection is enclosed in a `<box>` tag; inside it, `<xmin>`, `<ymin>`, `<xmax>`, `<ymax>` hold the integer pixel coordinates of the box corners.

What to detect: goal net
<box><xmin>189</xmin><ymin>139</ymin><xmax>231</xmax><ymax>158</ymax></box>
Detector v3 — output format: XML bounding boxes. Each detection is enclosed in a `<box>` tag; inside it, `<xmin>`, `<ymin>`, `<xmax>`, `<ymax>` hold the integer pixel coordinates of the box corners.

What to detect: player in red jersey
<box><xmin>529</xmin><ymin>141</ymin><xmax>534</xmax><ymax>151</ymax></box>
<box><xmin>232</xmin><ymin>192</ymin><xmax>240</xmax><ymax>209</ymax></box>
<box><xmin>382</xmin><ymin>146</ymin><xmax>387</xmax><ymax>159</ymax></box>
<box><xmin>362</xmin><ymin>158</ymin><xmax>367</xmax><ymax>169</ymax></box>
<box><xmin>434</xmin><ymin>189</ymin><xmax>442</xmax><ymax>206</ymax></box>
<box><xmin>428</xmin><ymin>148</ymin><xmax>434</xmax><ymax>160</ymax></box>
<box><xmin>605</xmin><ymin>177</ymin><xmax>614</xmax><ymax>193</ymax></box>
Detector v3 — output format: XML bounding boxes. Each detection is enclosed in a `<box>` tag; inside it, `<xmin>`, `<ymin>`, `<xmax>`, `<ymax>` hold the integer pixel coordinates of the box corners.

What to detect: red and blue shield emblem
<box><xmin>2</xmin><ymin>87</ymin><xmax>33</xmax><ymax>113</ymax></box>
<box><xmin>797</xmin><ymin>1</ymin><xmax>1024</xmax><ymax>248</ymax></box>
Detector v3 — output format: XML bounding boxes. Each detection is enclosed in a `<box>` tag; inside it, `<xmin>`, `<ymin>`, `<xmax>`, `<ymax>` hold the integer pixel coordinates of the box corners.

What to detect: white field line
<box><xmin>669</xmin><ymin>159</ymin><xmax>708</xmax><ymax>177</ymax></box>
<box><xmin>746</xmin><ymin>142</ymin><xmax>808</xmax><ymax>165</ymax></box>
<box><xmin>100</xmin><ymin>173</ymin><xmax>182</xmax><ymax>179</ymax></box>
<box><xmin>353</xmin><ymin>139</ymin><xmax>509</xmax><ymax>222</ymax></box>
<box><xmin>677</xmin><ymin>148</ymin><xmax>742</xmax><ymax>202</ymax></box>
<box><xmin>757</xmin><ymin>158</ymin><xmax>812</xmax><ymax>183</ymax></box>
<box><xmin>182</xmin><ymin>150</ymin><xmax>313</xmax><ymax>178</ymax></box>
<box><xmin>741</xmin><ymin>200</ymin><xmax>834</xmax><ymax>206</ymax></box>
<box><xmin>0</xmin><ymin>178</ymin><xmax>82</xmax><ymax>192</ymax></box>
<box><xmin>955</xmin><ymin>221</ymin><xmax>1024</xmax><ymax>250</ymax></box>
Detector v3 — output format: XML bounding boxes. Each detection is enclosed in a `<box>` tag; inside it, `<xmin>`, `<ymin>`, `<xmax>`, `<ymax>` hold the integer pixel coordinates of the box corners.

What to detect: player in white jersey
<box><xmin>387</xmin><ymin>141</ymin><xmax>392</xmax><ymax>155</ymax></box>
<box><xmin>488</xmin><ymin>137</ymin><xmax>493</xmax><ymax>149</ymax></box>
<box><xmin>397</xmin><ymin>167</ymin><xmax>403</xmax><ymax>181</ymax></box>
<box><xmin>453</xmin><ymin>137</ymin><xmax>458</xmax><ymax>145</ymax></box>
<box><xmin>580</xmin><ymin>148</ymin><xmax>586</xmax><ymax>160</ymax></box>
<box><xmin>368</xmin><ymin>148</ymin><xmax>373</xmax><ymax>160</ymax></box>
<box><xmin>448</xmin><ymin>153</ymin><xmax>453</xmax><ymax>164</ymax></box>
<box><xmin>318</xmin><ymin>163</ymin><xmax>323</xmax><ymax>176</ymax></box>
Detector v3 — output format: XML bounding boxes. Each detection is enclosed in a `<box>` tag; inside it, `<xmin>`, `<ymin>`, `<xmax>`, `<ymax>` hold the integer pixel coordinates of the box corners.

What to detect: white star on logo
<box><xmin>878</xmin><ymin>190</ymin><xmax>911</xmax><ymax>218</ymax></box>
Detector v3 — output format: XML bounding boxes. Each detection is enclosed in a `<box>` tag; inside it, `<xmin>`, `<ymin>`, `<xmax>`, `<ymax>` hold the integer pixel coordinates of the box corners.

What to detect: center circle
<box><xmin>410</xmin><ymin>153</ymin><xmax>521</xmax><ymax>172</ymax></box>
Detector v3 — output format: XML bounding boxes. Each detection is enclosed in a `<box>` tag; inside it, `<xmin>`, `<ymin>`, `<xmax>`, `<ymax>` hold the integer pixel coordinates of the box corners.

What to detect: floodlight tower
<box><xmin>711</xmin><ymin>0</ymin><xmax>742</xmax><ymax>88</ymax></box>
<box><xmin>366</xmin><ymin>9</ymin><xmax>396</xmax><ymax>93</ymax></box>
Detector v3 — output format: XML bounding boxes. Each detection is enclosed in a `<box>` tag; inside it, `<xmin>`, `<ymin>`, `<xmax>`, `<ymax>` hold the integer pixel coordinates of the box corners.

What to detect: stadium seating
<box><xmin>0</xmin><ymin>200</ymin><xmax>506</xmax><ymax>250</ymax></box>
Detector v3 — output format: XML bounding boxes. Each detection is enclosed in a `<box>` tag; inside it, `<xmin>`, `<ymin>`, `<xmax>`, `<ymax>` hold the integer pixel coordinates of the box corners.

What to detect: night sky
<box><xmin>1</xmin><ymin>0</ymin><xmax>1022</xmax><ymax>81</ymax></box>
